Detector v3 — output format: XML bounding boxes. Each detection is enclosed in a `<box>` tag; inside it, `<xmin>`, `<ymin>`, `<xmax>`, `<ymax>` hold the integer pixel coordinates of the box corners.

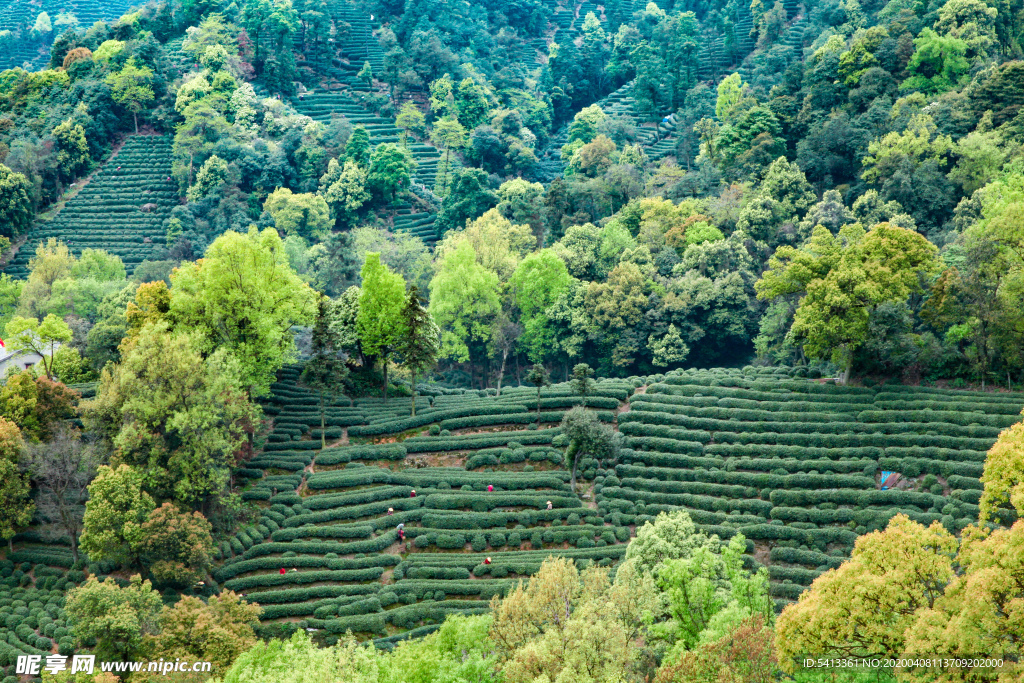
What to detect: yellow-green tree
<box><xmin>489</xmin><ymin>556</ymin><xmax>661</xmax><ymax>683</ymax></box>
<box><xmin>65</xmin><ymin>574</ymin><xmax>162</xmax><ymax>662</ymax></box>
<box><xmin>356</xmin><ymin>253</ymin><xmax>407</xmax><ymax>404</ymax></box>
<box><xmin>0</xmin><ymin>456</ymin><xmax>33</xmax><ymax>550</ymax></box>
<box><xmin>106</xmin><ymin>58</ymin><xmax>155</xmax><ymax>133</ymax></box>
<box><xmin>169</xmin><ymin>227</ymin><xmax>316</xmax><ymax>397</ymax></box>
<box><xmin>978</xmin><ymin>419</ymin><xmax>1024</xmax><ymax>524</ymax></box>
<box><xmin>755</xmin><ymin>223</ymin><xmax>940</xmax><ymax>382</ymax></box>
<box><xmin>78</xmin><ymin>464</ymin><xmax>155</xmax><ymax>567</ymax></box>
<box><xmin>775</xmin><ymin>515</ymin><xmax>957</xmax><ymax>672</ymax></box>
<box><xmin>901</xmin><ymin>522</ymin><xmax>1024</xmax><ymax>682</ymax></box>
<box><xmin>144</xmin><ymin>591</ymin><xmax>261</xmax><ymax>674</ymax></box>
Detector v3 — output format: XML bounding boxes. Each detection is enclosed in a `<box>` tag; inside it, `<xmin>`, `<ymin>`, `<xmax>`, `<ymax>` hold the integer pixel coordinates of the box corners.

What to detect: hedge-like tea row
<box><xmin>873</xmin><ymin>399</ymin><xmax>1024</xmax><ymax>415</ymax></box>
<box><xmin>602</xmin><ymin>486</ymin><xmax>773</xmax><ymax>516</ymax></box>
<box><xmin>349</xmin><ymin>404</ymin><xmax>529</xmax><ymax>436</ymax></box>
<box><xmin>215</xmin><ymin>553</ymin><xmax>397</xmax><ymax>582</ymax></box>
<box><xmin>423</xmin><ymin>493</ymin><xmax>583</xmax><ymax>511</ymax></box>
<box><xmin>439</xmin><ymin>409</ymin><xmax>614</xmax><ymax>431</ymax></box>
<box><xmin>495</xmin><ymin>396</ymin><xmax>621</xmax><ymax>410</ymax></box>
<box><xmin>769</xmin><ymin>547</ymin><xmax>845</xmax><ymax>569</ymax></box>
<box><xmin>401</xmin><ymin>428</ymin><xmax>560</xmax><ymax>453</ymax></box>
<box><xmin>713</xmin><ymin>429</ymin><xmax>994</xmax><ymax>451</ymax></box>
<box><xmin>616</xmin><ymin>419</ymin><xmax>712</xmax><ymax>443</ymax></box>
<box><xmin>769</xmin><ymin>488</ymin><xmax>944</xmax><ymax>509</ymax></box>
<box><xmin>703</xmin><ymin>443</ymin><xmax>883</xmax><ymax>461</ymax></box>
<box><xmin>282</xmin><ymin>497</ymin><xmax>425</xmax><ymax>526</ymax></box>
<box><xmin>618</xmin><ymin>448</ymin><xmax>723</xmax><ymax>469</ymax></box>
<box><xmin>301</xmin><ymin>486</ymin><xmax>414</xmax><ymax>511</ymax></box>
<box><xmin>877</xmin><ymin>456</ymin><xmax>984</xmax><ymax>479</ymax></box>
<box><xmin>224</xmin><ymin>567</ymin><xmax>384</xmax><ymax>591</ymax></box>
<box><xmin>306</xmin><ymin>467</ymin><xmax>395</xmax><ymax>490</ymax></box>
<box><xmin>263</xmin><ymin>440</ymin><xmax>322</xmax><ymax>451</ymax></box>
<box><xmin>317</xmin><ymin>444</ymin><xmax>407</xmax><ymax>465</ymax></box>
<box><xmin>271</xmin><ymin>525</ymin><xmax>375</xmax><ymax>541</ymax></box>
<box><xmin>857</xmin><ymin>409</ymin><xmax>1019</xmax><ymax>429</ymax></box>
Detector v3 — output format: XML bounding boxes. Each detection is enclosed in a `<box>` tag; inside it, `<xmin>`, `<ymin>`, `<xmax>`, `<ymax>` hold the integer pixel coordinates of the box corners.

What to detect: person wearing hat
<box><xmin>487</xmin><ymin>484</ymin><xmax>493</xmax><ymax>492</ymax></box>
<box><xmin>396</xmin><ymin>523</ymin><xmax>404</xmax><ymax>531</ymax></box>
<box><xmin>546</xmin><ymin>501</ymin><xmax>552</xmax><ymax>510</ymax></box>
<box><xmin>484</xmin><ymin>557</ymin><xmax>491</xmax><ymax>565</ymax></box>
<box><xmin>387</xmin><ymin>507</ymin><xmax>394</xmax><ymax>515</ymax></box>
<box><xmin>410</xmin><ymin>489</ymin><xmax>416</xmax><ymax>497</ymax></box>
<box><xmin>279</xmin><ymin>567</ymin><xmax>286</xmax><ymax>575</ymax></box>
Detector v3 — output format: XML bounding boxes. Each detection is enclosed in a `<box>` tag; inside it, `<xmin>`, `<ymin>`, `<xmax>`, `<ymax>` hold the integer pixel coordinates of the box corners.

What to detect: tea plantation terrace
<box><xmin>0</xmin><ymin>541</ymin><xmax>88</xmax><ymax>669</ymax></box>
<box><xmin>604</xmin><ymin>367</ymin><xmax>1015</xmax><ymax>604</ymax></box>
<box><xmin>4</xmin><ymin>135</ymin><xmax>176</xmax><ymax>277</ymax></box>
<box><xmin>218</xmin><ymin>365</ymin><xmax>631</xmax><ymax>646</ymax></box>
<box><xmin>219</xmin><ymin>364</ymin><xmax>1018</xmax><ymax>645</ymax></box>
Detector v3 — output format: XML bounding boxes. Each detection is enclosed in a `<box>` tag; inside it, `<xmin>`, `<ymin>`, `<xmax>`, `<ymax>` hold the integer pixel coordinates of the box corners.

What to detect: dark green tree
<box><xmin>302</xmin><ymin>294</ymin><xmax>350</xmax><ymax>448</ymax></box>
<box><xmin>435</xmin><ymin>168</ymin><xmax>499</xmax><ymax>235</ymax></box>
<box><xmin>366</xmin><ymin>143</ymin><xmax>415</xmax><ymax>205</ymax></box>
<box><xmin>560</xmin><ymin>406</ymin><xmax>617</xmax><ymax>490</ymax></box>
<box><xmin>396</xmin><ymin>285</ymin><xmax>439</xmax><ymax>417</ymax></box>
<box><xmin>345</xmin><ymin>126</ymin><xmax>371</xmax><ymax>167</ymax></box>
<box><xmin>525</xmin><ymin>363</ymin><xmax>551</xmax><ymax>424</ymax></box>
<box><xmin>570</xmin><ymin>362</ymin><xmax>596</xmax><ymax>407</ymax></box>
<box><xmin>0</xmin><ymin>164</ymin><xmax>33</xmax><ymax>238</ymax></box>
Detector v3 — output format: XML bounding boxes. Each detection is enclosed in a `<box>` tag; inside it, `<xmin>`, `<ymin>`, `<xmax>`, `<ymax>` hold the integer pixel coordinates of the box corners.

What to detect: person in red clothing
<box><xmin>487</xmin><ymin>484</ymin><xmax>493</xmax><ymax>492</ymax></box>
<box><xmin>387</xmin><ymin>507</ymin><xmax>394</xmax><ymax>515</ymax></box>
<box><xmin>410</xmin><ymin>489</ymin><xmax>416</xmax><ymax>497</ymax></box>
<box><xmin>279</xmin><ymin>567</ymin><xmax>286</xmax><ymax>575</ymax></box>
<box><xmin>398</xmin><ymin>529</ymin><xmax>405</xmax><ymax>541</ymax></box>
<box><xmin>484</xmin><ymin>557</ymin><xmax>491</xmax><ymax>565</ymax></box>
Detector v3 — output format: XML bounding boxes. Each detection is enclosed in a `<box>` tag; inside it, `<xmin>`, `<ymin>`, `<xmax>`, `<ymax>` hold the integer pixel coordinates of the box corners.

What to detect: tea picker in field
<box><xmin>546</xmin><ymin>500</ymin><xmax>552</xmax><ymax>510</ymax></box>
<box><xmin>487</xmin><ymin>484</ymin><xmax>493</xmax><ymax>492</ymax></box>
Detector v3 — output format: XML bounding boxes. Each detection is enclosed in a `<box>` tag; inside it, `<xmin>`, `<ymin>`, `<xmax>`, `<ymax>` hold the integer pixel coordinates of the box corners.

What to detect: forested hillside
<box><xmin>3</xmin><ymin>0</ymin><xmax>1024</xmax><ymax>679</ymax></box>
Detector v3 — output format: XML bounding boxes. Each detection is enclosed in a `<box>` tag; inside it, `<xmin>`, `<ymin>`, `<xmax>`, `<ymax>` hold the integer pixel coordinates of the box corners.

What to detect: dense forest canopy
<box><xmin>3</xmin><ymin>0</ymin><xmax>1024</xmax><ymax>679</ymax></box>
<box><xmin>3</xmin><ymin>0</ymin><xmax>1024</xmax><ymax>386</ymax></box>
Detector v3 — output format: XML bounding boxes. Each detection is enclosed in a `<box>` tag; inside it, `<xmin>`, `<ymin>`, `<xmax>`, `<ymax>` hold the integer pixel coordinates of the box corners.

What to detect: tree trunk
<box><xmin>69</xmin><ymin>534</ymin><xmax>78</xmax><ymax>564</ymax></box>
<box><xmin>383</xmin><ymin>354</ymin><xmax>388</xmax><ymax>405</ymax></box>
<box><xmin>442</xmin><ymin>147</ymin><xmax>451</xmax><ymax>194</ymax></box>
<box><xmin>496</xmin><ymin>351</ymin><xmax>507</xmax><ymax>396</ymax></box>
<box><xmin>319</xmin><ymin>389</ymin><xmax>326</xmax><ymax>449</ymax></box>
<box><xmin>410</xmin><ymin>369</ymin><xmax>417</xmax><ymax>417</ymax></box>
<box><xmin>134</xmin><ymin>112</ymin><xmax>139</xmax><ymax>134</ymax></box>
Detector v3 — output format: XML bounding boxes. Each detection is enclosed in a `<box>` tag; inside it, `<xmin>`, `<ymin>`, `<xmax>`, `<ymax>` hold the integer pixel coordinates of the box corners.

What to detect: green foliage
<box><xmin>0</xmin><ymin>457</ymin><xmax>33</xmax><ymax>548</ymax></box>
<box><xmin>79</xmin><ymin>464</ymin><xmax>155</xmax><ymax>566</ymax></box>
<box><xmin>357</xmin><ymin>253</ymin><xmax>406</xmax><ymax>403</ymax></box>
<box><xmin>65</xmin><ymin>574</ymin><xmax>161</xmax><ymax>661</ymax></box>
<box><xmin>83</xmin><ymin>321</ymin><xmax>259</xmax><ymax>506</ymax></box>
<box><xmin>169</xmin><ymin>227</ymin><xmax>316</xmax><ymax>397</ymax></box>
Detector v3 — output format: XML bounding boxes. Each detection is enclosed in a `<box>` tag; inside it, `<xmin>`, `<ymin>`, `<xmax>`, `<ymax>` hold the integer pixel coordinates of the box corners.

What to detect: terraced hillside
<box><xmin>607</xmin><ymin>367</ymin><xmax>1014</xmax><ymax>605</ymax></box>
<box><xmin>0</xmin><ymin>0</ymin><xmax>135</xmax><ymax>70</ymax></box>
<box><xmin>292</xmin><ymin>92</ymin><xmax>446</xmax><ymax>243</ymax></box>
<box><xmin>220</xmin><ymin>365</ymin><xmax>631</xmax><ymax>647</ymax></box>
<box><xmin>220</xmin><ymin>364</ymin><xmax>1016</xmax><ymax>645</ymax></box>
<box><xmin>4</xmin><ymin>135</ymin><xmax>176</xmax><ymax>277</ymax></box>
<box><xmin>0</xmin><ymin>544</ymin><xmax>87</xmax><ymax>668</ymax></box>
